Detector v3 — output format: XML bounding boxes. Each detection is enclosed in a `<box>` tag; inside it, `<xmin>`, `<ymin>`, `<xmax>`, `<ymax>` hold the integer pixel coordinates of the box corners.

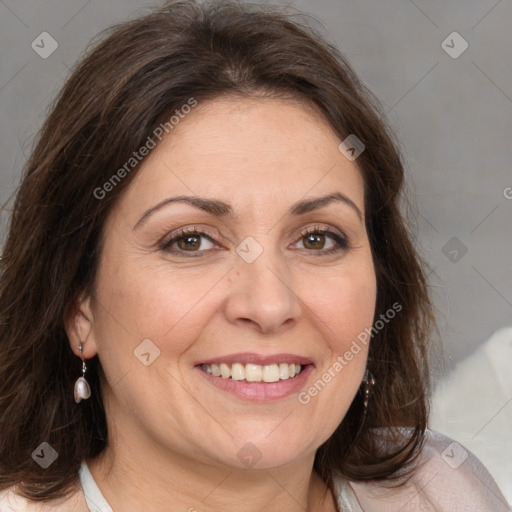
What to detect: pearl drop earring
<box><xmin>74</xmin><ymin>342</ymin><xmax>91</xmax><ymax>403</ymax></box>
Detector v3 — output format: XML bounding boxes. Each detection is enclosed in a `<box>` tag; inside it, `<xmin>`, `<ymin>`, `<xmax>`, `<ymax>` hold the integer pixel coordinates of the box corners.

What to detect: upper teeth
<box><xmin>202</xmin><ymin>363</ymin><xmax>303</xmax><ymax>382</ymax></box>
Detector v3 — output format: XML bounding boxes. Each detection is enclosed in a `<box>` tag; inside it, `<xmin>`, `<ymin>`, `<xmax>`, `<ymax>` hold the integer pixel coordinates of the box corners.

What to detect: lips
<box><xmin>196</xmin><ymin>352</ymin><xmax>314</xmax><ymax>367</ymax></box>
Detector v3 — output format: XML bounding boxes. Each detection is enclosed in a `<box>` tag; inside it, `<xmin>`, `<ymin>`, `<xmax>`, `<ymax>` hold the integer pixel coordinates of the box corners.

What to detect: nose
<box><xmin>223</xmin><ymin>248</ymin><xmax>301</xmax><ymax>335</ymax></box>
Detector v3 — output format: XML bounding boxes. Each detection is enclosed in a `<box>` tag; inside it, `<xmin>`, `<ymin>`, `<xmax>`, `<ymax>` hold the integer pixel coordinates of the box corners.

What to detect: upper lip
<box><xmin>196</xmin><ymin>352</ymin><xmax>314</xmax><ymax>367</ymax></box>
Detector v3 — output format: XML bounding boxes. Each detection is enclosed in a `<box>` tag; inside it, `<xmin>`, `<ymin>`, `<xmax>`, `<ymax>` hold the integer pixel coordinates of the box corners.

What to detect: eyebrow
<box><xmin>133</xmin><ymin>191</ymin><xmax>363</xmax><ymax>230</ymax></box>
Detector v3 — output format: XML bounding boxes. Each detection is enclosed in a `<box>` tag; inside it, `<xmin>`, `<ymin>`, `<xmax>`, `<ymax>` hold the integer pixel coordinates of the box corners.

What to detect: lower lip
<box><xmin>195</xmin><ymin>364</ymin><xmax>314</xmax><ymax>402</ymax></box>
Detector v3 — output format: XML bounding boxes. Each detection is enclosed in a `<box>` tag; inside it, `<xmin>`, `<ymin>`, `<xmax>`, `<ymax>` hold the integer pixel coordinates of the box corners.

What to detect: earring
<box><xmin>362</xmin><ymin>368</ymin><xmax>375</xmax><ymax>415</ymax></box>
<box><xmin>74</xmin><ymin>342</ymin><xmax>91</xmax><ymax>403</ymax></box>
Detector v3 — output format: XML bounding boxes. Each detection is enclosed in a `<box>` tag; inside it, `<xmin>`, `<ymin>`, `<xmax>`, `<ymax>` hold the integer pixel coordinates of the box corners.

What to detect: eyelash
<box><xmin>159</xmin><ymin>225</ymin><xmax>349</xmax><ymax>258</ymax></box>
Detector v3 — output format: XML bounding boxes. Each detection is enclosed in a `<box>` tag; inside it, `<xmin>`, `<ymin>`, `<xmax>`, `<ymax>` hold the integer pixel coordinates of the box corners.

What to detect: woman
<box><xmin>0</xmin><ymin>1</ymin><xmax>509</xmax><ymax>510</ymax></box>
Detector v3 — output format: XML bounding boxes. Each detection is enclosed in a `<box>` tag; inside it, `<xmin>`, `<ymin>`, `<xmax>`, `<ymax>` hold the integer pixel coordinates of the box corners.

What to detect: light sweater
<box><xmin>0</xmin><ymin>430</ymin><xmax>510</xmax><ymax>511</ymax></box>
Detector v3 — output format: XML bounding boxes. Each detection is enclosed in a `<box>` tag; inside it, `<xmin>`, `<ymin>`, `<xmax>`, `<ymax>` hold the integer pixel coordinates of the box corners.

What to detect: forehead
<box><xmin>119</xmin><ymin>95</ymin><xmax>365</xmax><ymax>217</ymax></box>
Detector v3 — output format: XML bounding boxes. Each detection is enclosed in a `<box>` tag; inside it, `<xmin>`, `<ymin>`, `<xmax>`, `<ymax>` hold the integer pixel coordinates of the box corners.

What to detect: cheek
<box><xmin>305</xmin><ymin>263</ymin><xmax>377</xmax><ymax>354</ymax></box>
<box><xmin>265</xmin><ymin>265</ymin><xmax>376</xmax><ymax>455</ymax></box>
<box><xmin>91</xmin><ymin>249</ymin><xmax>232</xmax><ymax>361</ymax></box>
<box><xmin>295</xmin><ymin>260</ymin><xmax>376</xmax><ymax>411</ymax></box>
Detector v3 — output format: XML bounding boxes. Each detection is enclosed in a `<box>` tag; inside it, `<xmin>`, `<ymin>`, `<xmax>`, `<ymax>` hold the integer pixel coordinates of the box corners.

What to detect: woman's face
<box><xmin>73</xmin><ymin>95</ymin><xmax>377</xmax><ymax>470</ymax></box>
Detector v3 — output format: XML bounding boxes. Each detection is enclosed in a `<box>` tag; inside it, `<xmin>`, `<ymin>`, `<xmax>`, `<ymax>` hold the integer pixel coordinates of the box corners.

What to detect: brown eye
<box><xmin>176</xmin><ymin>234</ymin><xmax>202</xmax><ymax>251</ymax></box>
<box><xmin>294</xmin><ymin>227</ymin><xmax>349</xmax><ymax>254</ymax></box>
<box><xmin>161</xmin><ymin>229</ymin><xmax>216</xmax><ymax>255</ymax></box>
<box><xmin>302</xmin><ymin>232</ymin><xmax>330</xmax><ymax>250</ymax></box>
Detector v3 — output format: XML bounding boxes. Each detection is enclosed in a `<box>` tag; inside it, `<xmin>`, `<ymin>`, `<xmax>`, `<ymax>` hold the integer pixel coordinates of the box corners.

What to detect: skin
<box><xmin>66</xmin><ymin>95</ymin><xmax>377</xmax><ymax>512</ymax></box>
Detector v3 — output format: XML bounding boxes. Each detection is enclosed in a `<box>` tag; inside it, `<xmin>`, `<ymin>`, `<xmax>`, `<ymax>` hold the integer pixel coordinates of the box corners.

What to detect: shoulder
<box><xmin>0</xmin><ymin>483</ymin><xmax>89</xmax><ymax>512</ymax></box>
<box><xmin>347</xmin><ymin>429</ymin><xmax>511</xmax><ymax>511</ymax></box>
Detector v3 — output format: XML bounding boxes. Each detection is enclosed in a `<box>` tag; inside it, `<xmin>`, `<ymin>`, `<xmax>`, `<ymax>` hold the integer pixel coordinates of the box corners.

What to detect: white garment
<box><xmin>79</xmin><ymin>461</ymin><xmax>113</xmax><ymax>512</ymax></box>
<box><xmin>430</xmin><ymin>326</ymin><xmax>512</xmax><ymax>504</ymax></box>
<box><xmin>0</xmin><ymin>429</ymin><xmax>509</xmax><ymax>511</ymax></box>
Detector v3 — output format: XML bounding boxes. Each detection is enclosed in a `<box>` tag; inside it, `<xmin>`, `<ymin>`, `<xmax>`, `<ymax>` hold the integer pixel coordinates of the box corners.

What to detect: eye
<box><xmin>293</xmin><ymin>226</ymin><xmax>349</xmax><ymax>255</ymax></box>
<box><xmin>160</xmin><ymin>227</ymin><xmax>217</xmax><ymax>256</ymax></box>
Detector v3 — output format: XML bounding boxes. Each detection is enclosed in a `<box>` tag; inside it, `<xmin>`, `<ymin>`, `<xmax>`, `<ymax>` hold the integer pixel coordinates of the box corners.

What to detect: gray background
<box><xmin>1</xmin><ymin>0</ymin><xmax>511</xmax><ymax>370</ymax></box>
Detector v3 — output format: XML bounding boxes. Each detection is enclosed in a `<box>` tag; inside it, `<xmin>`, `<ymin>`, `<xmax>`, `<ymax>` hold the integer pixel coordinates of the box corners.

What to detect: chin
<box><xmin>205</xmin><ymin>426</ymin><xmax>321</xmax><ymax>471</ymax></box>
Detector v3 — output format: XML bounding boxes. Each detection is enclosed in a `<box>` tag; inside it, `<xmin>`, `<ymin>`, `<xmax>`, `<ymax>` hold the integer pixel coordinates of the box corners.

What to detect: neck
<box><xmin>87</xmin><ymin>435</ymin><xmax>336</xmax><ymax>512</ymax></box>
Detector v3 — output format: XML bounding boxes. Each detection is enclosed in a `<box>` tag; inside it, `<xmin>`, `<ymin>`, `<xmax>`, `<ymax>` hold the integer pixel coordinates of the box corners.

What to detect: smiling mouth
<box><xmin>201</xmin><ymin>362</ymin><xmax>307</xmax><ymax>383</ymax></box>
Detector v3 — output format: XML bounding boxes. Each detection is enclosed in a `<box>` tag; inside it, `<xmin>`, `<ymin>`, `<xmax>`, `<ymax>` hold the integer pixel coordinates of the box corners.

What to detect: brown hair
<box><xmin>0</xmin><ymin>0</ymin><xmax>436</xmax><ymax>502</ymax></box>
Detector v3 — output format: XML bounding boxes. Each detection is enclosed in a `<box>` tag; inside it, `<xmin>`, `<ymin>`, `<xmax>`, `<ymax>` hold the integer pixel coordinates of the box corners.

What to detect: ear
<box><xmin>65</xmin><ymin>292</ymin><xmax>98</xmax><ymax>359</ymax></box>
